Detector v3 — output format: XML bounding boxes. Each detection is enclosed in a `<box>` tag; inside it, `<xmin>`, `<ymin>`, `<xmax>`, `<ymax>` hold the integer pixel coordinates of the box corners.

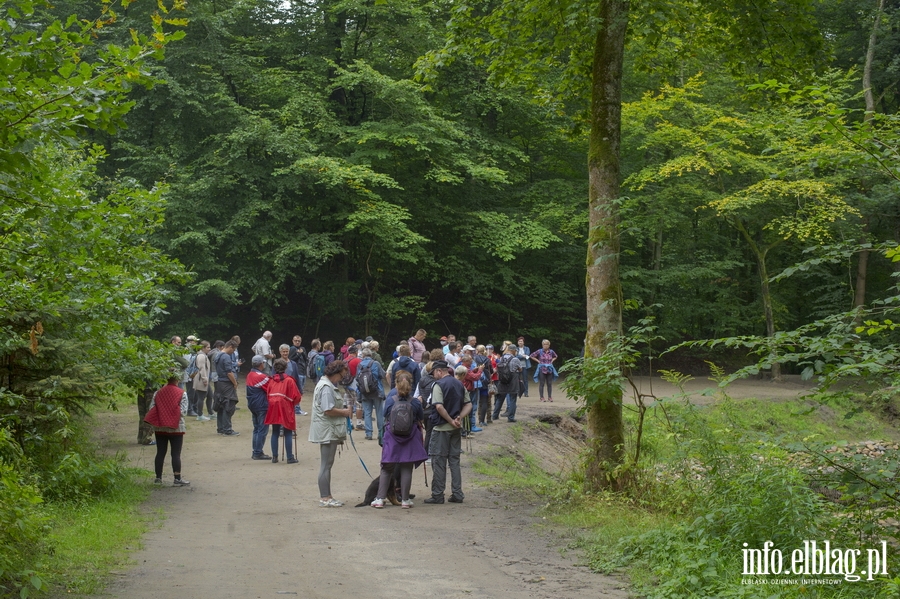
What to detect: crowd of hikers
<box><xmin>139</xmin><ymin>331</ymin><xmax>560</xmax><ymax>508</ymax></box>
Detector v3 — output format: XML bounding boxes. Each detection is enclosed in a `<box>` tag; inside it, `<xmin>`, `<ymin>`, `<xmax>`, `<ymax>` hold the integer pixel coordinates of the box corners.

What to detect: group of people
<box><xmin>141</xmin><ymin>329</ymin><xmax>561</xmax><ymax>509</ymax></box>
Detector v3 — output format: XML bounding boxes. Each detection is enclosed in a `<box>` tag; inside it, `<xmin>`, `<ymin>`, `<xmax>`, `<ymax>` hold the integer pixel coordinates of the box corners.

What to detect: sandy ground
<box><xmin>626</xmin><ymin>374</ymin><xmax>818</xmax><ymax>405</ymax></box>
<box><xmin>92</xmin><ymin>381</ymin><xmax>631</xmax><ymax>599</ymax></box>
<box><xmin>89</xmin><ymin>376</ymin><xmax>813</xmax><ymax>599</ymax></box>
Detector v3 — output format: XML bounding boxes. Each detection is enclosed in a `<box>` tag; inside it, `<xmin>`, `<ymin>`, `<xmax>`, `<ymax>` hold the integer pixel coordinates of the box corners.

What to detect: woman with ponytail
<box><xmin>370</xmin><ymin>371</ymin><xmax>427</xmax><ymax>509</ymax></box>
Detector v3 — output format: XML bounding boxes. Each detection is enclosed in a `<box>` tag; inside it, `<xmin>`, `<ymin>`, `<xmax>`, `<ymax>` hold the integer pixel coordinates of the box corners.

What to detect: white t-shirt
<box><xmin>252</xmin><ymin>337</ymin><xmax>273</xmax><ymax>365</ymax></box>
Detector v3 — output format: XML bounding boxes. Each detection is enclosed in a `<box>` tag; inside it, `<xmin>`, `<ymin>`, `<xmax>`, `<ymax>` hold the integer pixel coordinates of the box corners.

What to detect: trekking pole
<box><xmin>282</xmin><ymin>424</ymin><xmax>286</xmax><ymax>462</ymax></box>
<box><xmin>423</xmin><ymin>461</ymin><xmax>429</xmax><ymax>487</ymax></box>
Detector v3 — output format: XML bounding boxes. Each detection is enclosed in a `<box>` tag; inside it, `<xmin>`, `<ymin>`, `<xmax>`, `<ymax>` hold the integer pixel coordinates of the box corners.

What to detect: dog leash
<box><xmin>346</xmin><ymin>416</ymin><xmax>373</xmax><ymax>478</ymax></box>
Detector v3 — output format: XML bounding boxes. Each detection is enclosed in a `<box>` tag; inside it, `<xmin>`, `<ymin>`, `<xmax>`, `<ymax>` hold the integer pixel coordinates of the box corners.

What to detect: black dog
<box><xmin>355</xmin><ymin>464</ymin><xmax>416</xmax><ymax>507</ymax></box>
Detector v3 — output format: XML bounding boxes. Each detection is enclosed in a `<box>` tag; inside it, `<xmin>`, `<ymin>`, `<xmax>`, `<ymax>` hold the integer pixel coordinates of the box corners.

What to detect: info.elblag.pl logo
<box><xmin>742</xmin><ymin>540</ymin><xmax>889</xmax><ymax>584</ymax></box>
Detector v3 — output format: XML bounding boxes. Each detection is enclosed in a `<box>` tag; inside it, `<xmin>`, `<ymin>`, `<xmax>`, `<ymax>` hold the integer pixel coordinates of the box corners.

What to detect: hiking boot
<box><xmin>471</xmin><ymin>426</ymin><xmax>483</xmax><ymax>432</ymax></box>
<box><xmin>272</xmin><ymin>456</ymin><xmax>278</xmax><ymax>463</ymax></box>
<box><xmin>371</xmin><ymin>498</ymin><xmax>384</xmax><ymax>508</ymax></box>
<box><xmin>423</xmin><ymin>496</ymin><xmax>444</xmax><ymax>504</ymax></box>
<box><xmin>251</xmin><ymin>454</ymin><xmax>271</xmax><ymax>460</ymax></box>
<box><xmin>448</xmin><ymin>495</ymin><xmax>463</xmax><ymax>503</ymax></box>
<box><xmin>286</xmin><ymin>457</ymin><xmax>299</xmax><ymax>464</ymax></box>
<box><xmin>173</xmin><ymin>478</ymin><xmax>191</xmax><ymax>487</ymax></box>
<box><xmin>153</xmin><ymin>478</ymin><xmax>163</xmax><ymax>485</ymax></box>
<box><xmin>222</xmin><ymin>430</ymin><xmax>240</xmax><ymax>436</ymax></box>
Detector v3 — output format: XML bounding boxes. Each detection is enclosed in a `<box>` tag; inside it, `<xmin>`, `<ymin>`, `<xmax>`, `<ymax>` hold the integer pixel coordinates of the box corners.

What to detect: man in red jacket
<box><xmin>246</xmin><ymin>356</ymin><xmax>271</xmax><ymax>460</ymax></box>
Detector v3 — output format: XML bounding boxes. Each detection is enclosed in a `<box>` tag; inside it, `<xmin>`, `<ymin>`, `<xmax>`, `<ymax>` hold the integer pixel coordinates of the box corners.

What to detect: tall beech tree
<box><xmin>424</xmin><ymin>0</ymin><xmax>825</xmax><ymax>488</ymax></box>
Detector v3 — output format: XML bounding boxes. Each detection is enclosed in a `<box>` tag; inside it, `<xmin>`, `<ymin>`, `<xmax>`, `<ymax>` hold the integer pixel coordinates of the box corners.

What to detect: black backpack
<box><xmin>390</xmin><ymin>397</ymin><xmax>415</xmax><ymax>437</ymax></box>
<box><xmin>356</xmin><ymin>361</ymin><xmax>379</xmax><ymax>399</ymax></box>
<box><xmin>497</xmin><ymin>355</ymin><xmax>514</xmax><ymax>385</ymax></box>
<box><xmin>306</xmin><ymin>350</ymin><xmax>319</xmax><ymax>378</ymax></box>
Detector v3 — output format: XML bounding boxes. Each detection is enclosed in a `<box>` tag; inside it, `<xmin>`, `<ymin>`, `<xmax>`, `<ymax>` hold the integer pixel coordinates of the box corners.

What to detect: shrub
<box><xmin>0</xmin><ymin>459</ymin><xmax>48</xmax><ymax>598</ymax></box>
<box><xmin>40</xmin><ymin>452</ymin><xmax>131</xmax><ymax>503</ymax></box>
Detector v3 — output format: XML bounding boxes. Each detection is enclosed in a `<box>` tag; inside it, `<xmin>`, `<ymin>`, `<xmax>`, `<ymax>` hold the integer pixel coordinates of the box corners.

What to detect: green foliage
<box><xmin>40</xmin><ymin>453</ymin><xmax>132</xmax><ymax>504</ymax></box>
<box><xmin>0</xmin><ymin>433</ymin><xmax>48</xmax><ymax>599</ymax></box>
<box><xmin>0</xmin><ymin>0</ymin><xmax>185</xmax><ymax>593</ymax></box>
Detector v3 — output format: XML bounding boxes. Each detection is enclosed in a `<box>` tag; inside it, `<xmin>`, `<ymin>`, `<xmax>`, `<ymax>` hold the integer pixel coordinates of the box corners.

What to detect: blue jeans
<box><xmin>468</xmin><ymin>391</ymin><xmax>479</xmax><ymax>426</ymax></box>
<box><xmin>270</xmin><ymin>424</ymin><xmax>294</xmax><ymax>460</ymax></box>
<box><xmin>251</xmin><ymin>410</ymin><xmax>269</xmax><ymax>456</ymax></box>
<box><xmin>361</xmin><ymin>397</ymin><xmax>384</xmax><ymax>439</ymax></box>
<box><xmin>506</xmin><ymin>393</ymin><xmax>517</xmax><ymax>421</ymax></box>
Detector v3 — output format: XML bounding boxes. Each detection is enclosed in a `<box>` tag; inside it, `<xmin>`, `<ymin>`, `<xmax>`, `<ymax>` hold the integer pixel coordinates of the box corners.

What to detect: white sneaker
<box><xmin>371</xmin><ymin>498</ymin><xmax>384</xmax><ymax>508</ymax></box>
<box><xmin>298</xmin><ymin>409</ymin><xmax>308</xmax><ymax>416</ymax></box>
<box><xmin>196</xmin><ymin>415</ymin><xmax>210</xmax><ymax>421</ymax></box>
<box><xmin>401</xmin><ymin>499</ymin><xmax>413</xmax><ymax>509</ymax></box>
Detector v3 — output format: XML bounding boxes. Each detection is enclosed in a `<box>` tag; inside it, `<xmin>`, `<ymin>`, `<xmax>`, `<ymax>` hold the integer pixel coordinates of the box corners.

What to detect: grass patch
<box><xmin>630</xmin><ymin>393</ymin><xmax>900</xmax><ymax>465</ymax></box>
<box><xmin>472</xmin><ymin>450</ymin><xmax>556</xmax><ymax>493</ymax></box>
<box><xmin>42</xmin><ymin>472</ymin><xmax>160</xmax><ymax>595</ymax></box>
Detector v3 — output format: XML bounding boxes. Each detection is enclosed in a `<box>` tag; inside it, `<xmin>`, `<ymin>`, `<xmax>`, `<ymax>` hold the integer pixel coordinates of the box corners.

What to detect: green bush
<box><xmin>614</xmin><ymin>458</ymin><xmax>828</xmax><ymax>598</ymax></box>
<box><xmin>0</xmin><ymin>460</ymin><xmax>48</xmax><ymax>598</ymax></box>
<box><xmin>40</xmin><ymin>452</ymin><xmax>131</xmax><ymax>503</ymax></box>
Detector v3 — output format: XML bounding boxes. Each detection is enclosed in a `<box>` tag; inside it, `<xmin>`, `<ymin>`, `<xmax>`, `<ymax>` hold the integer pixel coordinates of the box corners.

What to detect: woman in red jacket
<box><xmin>264</xmin><ymin>359</ymin><xmax>302</xmax><ymax>463</ymax></box>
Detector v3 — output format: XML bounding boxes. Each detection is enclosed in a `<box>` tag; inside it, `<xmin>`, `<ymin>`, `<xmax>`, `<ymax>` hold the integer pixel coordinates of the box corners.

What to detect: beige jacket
<box><xmin>194</xmin><ymin>351</ymin><xmax>211</xmax><ymax>392</ymax></box>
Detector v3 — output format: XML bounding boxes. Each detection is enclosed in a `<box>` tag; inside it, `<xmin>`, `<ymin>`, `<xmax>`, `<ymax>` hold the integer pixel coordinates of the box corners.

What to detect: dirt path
<box><xmin>94</xmin><ymin>385</ymin><xmax>629</xmax><ymax>599</ymax></box>
<box><xmin>92</xmin><ymin>376</ymin><xmax>813</xmax><ymax>599</ymax></box>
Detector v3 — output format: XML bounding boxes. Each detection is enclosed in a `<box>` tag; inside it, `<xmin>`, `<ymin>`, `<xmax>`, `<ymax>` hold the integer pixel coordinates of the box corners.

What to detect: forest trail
<box><xmin>90</xmin><ymin>377</ymin><xmax>811</xmax><ymax>599</ymax></box>
<box><xmin>93</xmin><ymin>385</ymin><xmax>629</xmax><ymax>599</ymax></box>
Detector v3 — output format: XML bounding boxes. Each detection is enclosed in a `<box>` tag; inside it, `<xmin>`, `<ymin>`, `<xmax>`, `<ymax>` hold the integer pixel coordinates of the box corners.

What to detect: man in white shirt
<box><xmin>252</xmin><ymin>331</ymin><xmax>275</xmax><ymax>373</ymax></box>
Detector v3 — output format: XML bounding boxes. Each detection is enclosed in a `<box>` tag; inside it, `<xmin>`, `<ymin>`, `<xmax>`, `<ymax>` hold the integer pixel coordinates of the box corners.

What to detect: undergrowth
<box><xmin>476</xmin><ymin>388</ymin><xmax>900</xmax><ymax>599</ymax></box>
<box><xmin>0</xmin><ymin>411</ymin><xmax>155</xmax><ymax>598</ymax></box>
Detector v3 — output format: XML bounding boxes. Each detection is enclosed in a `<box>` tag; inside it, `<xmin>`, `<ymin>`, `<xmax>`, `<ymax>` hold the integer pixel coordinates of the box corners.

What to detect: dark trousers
<box><xmin>192</xmin><ymin>389</ymin><xmax>207</xmax><ymax>416</ymax></box>
<box><xmin>377</xmin><ymin>463</ymin><xmax>413</xmax><ymax>501</ymax></box>
<box><xmin>185</xmin><ymin>380</ymin><xmax>195</xmax><ymax>414</ymax></box>
<box><xmin>423</xmin><ymin>407</ymin><xmax>436</xmax><ymax>455</ymax></box>
<box><xmin>137</xmin><ymin>384</ymin><xmax>154</xmax><ymax>444</ymax></box>
<box><xmin>154</xmin><ymin>433</ymin><xmax>184</xmax><ymax>479</ymax></box>
<box><xmin>478</xmin><ymin>392</ymin><xmax>491</xmax><ymax>423</ymax></box>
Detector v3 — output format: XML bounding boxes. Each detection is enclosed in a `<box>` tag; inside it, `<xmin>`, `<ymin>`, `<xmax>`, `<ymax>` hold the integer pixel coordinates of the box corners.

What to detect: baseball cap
<box><xmin>251</xmin><ymin>355</ymin><xmax>266</xmax><ymax>366</ymax></box>
<box><xmin>462</xmin><ymin>344</ymin><xmax>475</xmax><ymax>351</ymax></box>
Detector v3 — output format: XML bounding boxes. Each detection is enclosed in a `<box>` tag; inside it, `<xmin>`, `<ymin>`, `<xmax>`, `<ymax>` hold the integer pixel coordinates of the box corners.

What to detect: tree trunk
<box><xmin>584</xmin><ymin>0</ymin><xmax>628</xmax><ymax>491</ymax></box>
<box><xmin>855</xmin><ymin>0</ymin><xmax>883</xmax><ymax>309</ymax></box>
<box><xmin>854</xmin><ymin>219</ymin><xmax>870</xmax><ymax>311</ymax></box>
<box><xmin>862</xmin><ymin>0</ymin><xmax>885</xmax><ymax>119</ymax></box>
<box><xmin>735</xmin><ymin>222</ymin><xmax>782</xmax><ymax>381</ymax></box>
<box><xmin>753</xmin><ymin>245</ymin><xmax>782</xmax><ymax>381</ymax></box>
